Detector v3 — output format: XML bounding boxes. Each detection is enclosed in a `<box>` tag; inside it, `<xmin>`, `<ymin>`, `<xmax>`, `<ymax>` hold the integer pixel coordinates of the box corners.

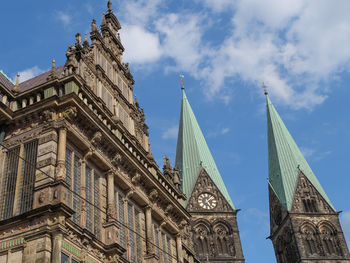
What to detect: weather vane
<box><xmin>180</xmin><ymin>74</ymin><xmax>185</xmax><ymax>90</ymax></box>
<box><xmin>262</xmin><ymin>81</ymin><xmax>268</xmax><ymax>95</ymax></box>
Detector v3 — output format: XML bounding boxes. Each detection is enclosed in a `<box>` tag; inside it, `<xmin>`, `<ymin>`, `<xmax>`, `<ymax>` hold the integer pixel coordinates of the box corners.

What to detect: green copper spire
<box><xmin>175</xmin><ymin>87</ymin><xmax>234</xmax><ymax>209</ymax></box>
<box><xmin>266</xmin><ymin>94</ymin><xmax>334</xmax><ymax>211</ymax></box>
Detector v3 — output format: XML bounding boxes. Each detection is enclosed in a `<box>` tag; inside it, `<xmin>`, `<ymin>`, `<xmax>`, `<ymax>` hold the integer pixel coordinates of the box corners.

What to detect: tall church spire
<box><xmin>266</xmin><ymin>93</ymin><xmax>350</xmax><ymax>263</ymax></box>
<box><xmin>266</xmin><ymin>94</ymin><xmax>333</xmax><ymax>211</ymax></box>
<box><xmin>175</xmin><ymin>85</ymin><xmax>234</xmax><ymax>208</ymax></box>
<box><xmin>176</xmin><ymin>81</ymin><xmax>245</xmax><ymax>262</ymax></box>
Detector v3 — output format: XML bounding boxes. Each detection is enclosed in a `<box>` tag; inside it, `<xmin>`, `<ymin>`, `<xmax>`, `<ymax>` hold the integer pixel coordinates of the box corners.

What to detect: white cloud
<box><xmin>221</xmin><ymin>128</ymin><xmax>229</xmax><ymax>134</ymax></box>
<box><xmin>300</xmin><ymin>146</ymin><xmax>315</xmax><ymax>158</ymax></box>
<box><xmin>162</xmin><ymin>125</ymin><xmax>178</xmax><ymax>139</ymax></box>
<box><xmin>155</xmin><ymin>14</ymin><xmax>207</xmax><ymax>75</ymax></box>
<box><xmin>123</xmin><ymin>0</ymin><xmax>161</xmax><ymax>26</ymax></box>
<box><xmin>16</xmin><ymin>66</ymin><xmax>45</xmax><ymax>83</ymax></box>
<box><xmin>120</xmin><ymin>25</ymin><xmax>162</xmax><ymax>64</ymax></box>
<box><xmin>118</xmin><ymin>0</ymin><xmax>350</xmax><ymax>109</ymax></box>
<box><xmin>207</xmin><ymin>127</ymin><xmax>230</xmax><ymax>138</ymax></box>
<box><xmin>340</xmin><ymin>211</ymin><xmax>350</xmax><ymax>244</ymax></box>
<box><xmin>56</xmin><ymin>11</ymin><xmax>71</xmax><ymax>27</ymax></box>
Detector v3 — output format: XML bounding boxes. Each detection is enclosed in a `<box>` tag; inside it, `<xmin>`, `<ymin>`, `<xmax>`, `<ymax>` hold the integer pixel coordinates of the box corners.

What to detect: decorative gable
<box><xmin>291</xmin><ymin>171</ymin><xmax>335</xmax><ymax>214</ymax></box>
<box><xmin>187</xmin><ymin>168</ymin><xmax>234</xmax><ymax>213</ymax></box>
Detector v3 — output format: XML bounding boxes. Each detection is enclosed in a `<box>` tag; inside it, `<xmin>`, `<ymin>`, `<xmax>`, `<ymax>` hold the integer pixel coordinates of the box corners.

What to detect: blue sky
<box><xmin>1</xmin><ymin>0</ymin><xmax>350</xmax><ymax>262</ymax></box>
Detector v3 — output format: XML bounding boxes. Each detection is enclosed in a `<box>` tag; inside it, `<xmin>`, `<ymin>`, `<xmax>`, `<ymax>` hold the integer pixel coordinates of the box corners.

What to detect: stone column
<box><xmin>107</xmin><ymin>171</ymin><xmax>115</xmax><ymax>221</ymax></box>
<box><xmin>52</xmin><ymin>232</ymin><xmax>63</xmax><ymax>263</ymax></box>
<box><xmin>55</xmin><ymin>127</ymin><xmax>67</xmax><ymax>180</ymax></box>
<box><xmin>176</xmin><ymin>234</ymin><xmax>184</xmax><ymax>263</ymax></box>
<box><xmin>145</xmin><ymin>206</ymin><xmax>154</xmax><ymax>255</ymax></box>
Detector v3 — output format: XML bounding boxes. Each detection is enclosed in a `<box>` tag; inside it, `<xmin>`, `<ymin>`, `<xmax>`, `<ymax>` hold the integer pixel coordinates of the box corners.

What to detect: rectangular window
<box><xmin>128</xmin><ymin>203</ymin><xmax>135</xmax><ymax>262</ymax></box>
<box><xmin>135</xmin><ymin>210</ymin><xmax>142</xmax><ymax>263</ymax></box>
<box><xmin>3</xmin><ymin>146</ymin><xmax>20</xmax><ymax>219</ymax></box>
<box><xmin>119</xmin><ymin>193</ymin><xmax>125</xmax><ymax>247</ymax></box>
<box><xmin>154</xmin><ymin>222</ymin><xmax>160</xmax><ymax>257</ymax></box>
<box><xmin>65</xmin><ymin>148</ymin><xmax>73</xmax><ymax>206</ymax></box>
<box><xmin>65</xmin><ymin>148</ymin><xmax>72</xmax><ymax>185</ymax></box>
<box><xmin>86</xmin><ymin>165</ymin><xmax>93</xmax><ymax>232</ymax></box>
<box><xmin>117</xmin><ymin>76</ymin><xmax>122</xmax><ymax>89</ymax></box>
<box><xmin>94</xmin><ymin>172</ymin><xmax>101</xmax><ymax>238</ymax></box>
<box><xmin>20</xmin><ymin>140</ymin><xmax>38</xmax><ymax>213</ymax></box>
<box><xmin>61</xmin><ymin>253</ymin><xmax>69</xmax><ymax>263</ymax></box>
<box><xmin>167</xmin><ymin>236</ymin><xmax>172</xmax><ymax>263</ymax></box>
<box><xmin>72</xmin><ymin>155</ymin><xmax>81</xmax><ymax>224</ymax></box>
<box><xmin>162</xmin><ymin>233</ymin><xmax>167</xmax><ymax>263</ymax></box>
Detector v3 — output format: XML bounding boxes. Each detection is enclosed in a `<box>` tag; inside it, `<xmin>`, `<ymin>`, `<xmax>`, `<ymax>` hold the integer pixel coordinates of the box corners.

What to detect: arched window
<box><xmin>213</xmin><ymin>223</ymin><xmax>230</xmax><ymax>256</ymax></box>
<box><xmin>300</xmin><ymin>223</ymin><xmax>318</xmax><ymax>256</ymax></box>
<box><xmin>194</xmin><ymin>223</ymin><xmax>210</xmax><ymax>256</ymax></box>
<box><xmin>319</xmin><ymin>222</ymin><xmax>342</xmax><ymax>256</ymax></box>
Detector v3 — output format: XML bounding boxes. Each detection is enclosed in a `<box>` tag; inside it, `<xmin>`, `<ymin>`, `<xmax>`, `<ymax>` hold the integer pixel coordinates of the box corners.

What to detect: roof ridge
<box><xmin>0</xmin><ymin>70</ymin><xmax>15</xmax><ymax>85</ymax></box>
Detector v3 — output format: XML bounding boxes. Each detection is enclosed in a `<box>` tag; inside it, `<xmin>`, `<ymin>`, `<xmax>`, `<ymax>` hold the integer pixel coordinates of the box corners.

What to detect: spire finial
<box><xmin>262</xmin><ymin>81</ymin><xmax>268</xmax><ymax>95</ymax></box>
<box><xmin>47</xmin><ymin>59</ymin><xmax>58</xmax><ymax>81</ymax></box>
<box><xmin>107</xmin><ymin>0</ymin><xmax>113</xmax><ymax>13</ymax></box>
<box><xmin>180</xmin><ymin>74</ymin><xmax>185</xmax><ymax>90</ymax></box>
<box><xmin>12</xmin><ymin>73</ymin><xmax>21</xmax><ymax>93</ymax></box>
<box><xmin>15</xmin><ymin>73</ymin><xmax>20</xmax><ymax>86</ymax></box>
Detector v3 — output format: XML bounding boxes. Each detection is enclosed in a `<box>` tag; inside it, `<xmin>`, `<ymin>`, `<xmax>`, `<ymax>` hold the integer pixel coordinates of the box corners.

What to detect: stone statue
<box><xmin>173</xmin><ymin>166</ymin><xmax>181</xmax><ymax>189</ymax></box>
<box><xmin>163</xmin><ymin>155</ymin><xmax>172</xmax><ymax>171</ymax></box>
<box><xmin>75</xmin><ymin>32</ymin><xmax>82</xmax><ymax>46</ymax></box>
<box><xmin>107</xmin><ymin>0</ymin><xmax>113</xmax><ymax>13</ymax></box>
<box><xmin>91</xmin><ymin>19</ymin><xmax>98</xmax><ymax>32</ymax></box>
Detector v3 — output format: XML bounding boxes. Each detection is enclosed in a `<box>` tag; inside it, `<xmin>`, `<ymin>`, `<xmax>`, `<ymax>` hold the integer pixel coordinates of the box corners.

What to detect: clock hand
<box><xmin>207</xmin><ymin>196</ymin><xmax>214</xmax><ymax>201</ymax></box>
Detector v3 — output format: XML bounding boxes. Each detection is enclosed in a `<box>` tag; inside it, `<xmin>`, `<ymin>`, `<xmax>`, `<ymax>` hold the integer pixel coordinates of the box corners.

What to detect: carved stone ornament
<box><xmin>111</xmin><ymin>152</ymin><xmax>122</xmax><ymax>164</ymax></box>
<box><xmin>91</xmin><ymin>131</ymin><xmax>102</xmax><ymax>146</ymax></box>
<box><xmin>40</xmin><ymin>109</ymin><xmax>55</xmax><ymax>123</ymax></box>
<box><xmin>149</xmin><ymin>189</ymin><xmax>158</xmax><ymax>201</ymax></box>
<box><xmin>131</xmin><ymin>172</ymin><xmax>141</xmax><ymax>185</ymax></box>
<box><xmin>38</xmin><ymin>191</ymin><xmax>45</xmax><ymax>204</ymax></box>
<box><xmin>165</xmin><ymin>204</ymin><xmax>173</xmax><ymax>215</ymax></box>
<box><xmin>64</xmin><ymin>45</ymin><xmax>78</xmax><ymax>74</ymax></box>
<box><xmin>59</xmin><ymin>107</ymin><xmax>77</xmax><ymax>121</ymax></box>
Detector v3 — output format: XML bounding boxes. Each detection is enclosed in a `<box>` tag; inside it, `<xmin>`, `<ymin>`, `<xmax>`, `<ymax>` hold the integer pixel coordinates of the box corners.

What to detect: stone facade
<box><xmin>0</xmin><ymin>1</ymin><xmax>200</xmax><ymax>263</ymax></box>
<box><xmin>269</xmin><ymin>168</ymin><xmax>350</xmax><ymax>262</ymax></box>
<box><xmin>187</xmin><ymin>169</ymin><xmax>245</xmax><ymax>263</ymax></box>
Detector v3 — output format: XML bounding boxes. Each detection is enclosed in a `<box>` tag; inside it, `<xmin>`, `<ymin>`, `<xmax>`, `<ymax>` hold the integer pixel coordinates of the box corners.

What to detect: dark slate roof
<box><xmin>19</xmin><ymin>66</ymin><xmax>64</xmax><ymax>92</ymax></box>
<box><xmin>0</xmin><ymin>70</ymin><xmax>15</xmax><ymax>90</ymax></box>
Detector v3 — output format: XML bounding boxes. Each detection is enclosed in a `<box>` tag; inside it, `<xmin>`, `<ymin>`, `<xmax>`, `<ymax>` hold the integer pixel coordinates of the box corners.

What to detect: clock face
<box><xmin>198</xmin><ymin>193</ymin><xmax>217</xmax><ymax>209</ymax></box>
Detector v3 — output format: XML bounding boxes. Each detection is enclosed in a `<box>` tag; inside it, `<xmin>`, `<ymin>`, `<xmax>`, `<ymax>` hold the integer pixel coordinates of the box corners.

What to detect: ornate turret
<box><xmin>266</xmin><ymin>92</ymin><xmax>350</xmax><ymax>262</ymax></box>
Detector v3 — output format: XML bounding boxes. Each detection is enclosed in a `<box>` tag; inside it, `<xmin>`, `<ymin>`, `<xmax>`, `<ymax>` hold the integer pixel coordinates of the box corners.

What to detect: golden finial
<box><xmin>180</xmin><ymin>74</ymin><xmax>185</xmax><ymax>90</ymax></box>
<box><xmin>262</xmin><ymin>82</ymin><xmax>268</xmax><ymax>95</ymax></box>
<box><xmin>52</xmin><ymin>60</ymin><xmax>56</xmax><ymax>69</ymax></box>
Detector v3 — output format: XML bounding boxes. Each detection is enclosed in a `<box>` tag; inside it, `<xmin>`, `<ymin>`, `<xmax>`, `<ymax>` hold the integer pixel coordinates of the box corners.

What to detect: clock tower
<box><xmin>175</xmin><ymin>83</ymin><xmax>245</xmax><ymax>263</ymax></box>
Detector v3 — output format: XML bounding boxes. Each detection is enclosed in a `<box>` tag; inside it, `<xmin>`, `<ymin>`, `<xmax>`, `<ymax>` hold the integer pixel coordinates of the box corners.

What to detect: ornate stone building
<box><xmin>0</xmin><ymin>1</ymin><xmax>349</xmax><ymax>263</ymax></box>
<box><xmin>174</xmin><ymin>86</ymin><xmax>245</xmax><ymax>262</ymax></box>
<box><xmin>266</xmin><ymin>93</ymin><xmax>350</xmax><ymax>262</ymax></box>
<box><xmin>0</xmin><ymin>2</ymin><xmax>201</xmax><ymax>263</ymax></box>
